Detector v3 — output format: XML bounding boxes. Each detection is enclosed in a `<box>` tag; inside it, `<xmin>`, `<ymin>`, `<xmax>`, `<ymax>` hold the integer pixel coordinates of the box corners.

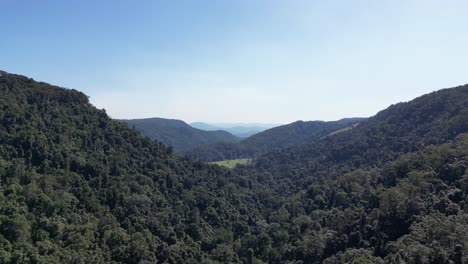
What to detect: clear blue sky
<box><xmin>1</xmin><ymin>0</ymin><xmax>468</xmax><ymax>123</ymax></box>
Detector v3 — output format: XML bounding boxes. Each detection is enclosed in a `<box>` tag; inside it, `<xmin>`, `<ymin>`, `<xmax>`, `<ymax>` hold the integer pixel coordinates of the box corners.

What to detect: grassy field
<box><xmin>209</xmin><ymin>158</ymin><xmax>252</xmax><ymax>169</ymax></box>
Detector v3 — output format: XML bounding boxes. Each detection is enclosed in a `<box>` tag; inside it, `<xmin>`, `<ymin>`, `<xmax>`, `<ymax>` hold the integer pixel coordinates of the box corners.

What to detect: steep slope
<box><xmin>228</xmin><ymin>84</ymin><xmax>468</xmax><ymax>262</ymax></box>
<box><xmin>254</xmin><ymin>84</ymin><xmax>468</xmax><ymax>183</ymax></box>
<box><xmin>242</xmin><ymin>118</ymin><xmax>365</xmax><ymax>150</ymax></box>
<box><xmin>0</xmin><ymin>72</ymin><xmax>259</xmax><ymax>263</ymax></box>
<box><xmin>119</xmin><ymin>118</ymin><xmax>240</xmax><ymax>152</ymax></box>
<box><xmin>185</xmin><ymin>118</ymin><xmax>365</xmax><ymax>161</ymax></box>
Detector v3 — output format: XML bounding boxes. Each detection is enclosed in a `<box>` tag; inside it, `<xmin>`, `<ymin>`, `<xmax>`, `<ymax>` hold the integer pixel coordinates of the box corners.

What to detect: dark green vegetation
<box><xmin>0</xmin><ymin>72</ymin><xmax>467</xmax><ymax>263</ymax></box>
<box><xmin>190</xmin><ymin>122</ymin><xmax>278</xmax><ymax>138</ymax></box>
<box><xmin>119</xmin><ymin>118</ymin><xmax>240</xmax><ymax>152</ymax></box>
<box><xmin>185</xmin><ymin>118</ymin><xmax>365</xmax><ymax>162</ymax></box>
<box><xmin>0</xmin><ymin>73</ymin><xmax>254</xmax><ymax>263</ymax></box>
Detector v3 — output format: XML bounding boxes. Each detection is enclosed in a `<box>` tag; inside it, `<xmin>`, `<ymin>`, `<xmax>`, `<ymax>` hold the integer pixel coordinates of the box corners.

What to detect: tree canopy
<box><xmin>0</xmin><ymin>72</ymin><xmax>467</xmax><ymax>263</ymax></box>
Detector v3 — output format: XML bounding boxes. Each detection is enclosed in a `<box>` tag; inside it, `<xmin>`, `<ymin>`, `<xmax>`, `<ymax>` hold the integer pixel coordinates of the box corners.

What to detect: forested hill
<box><xmin>253</xmin><ymin>84</ymin><xmax>468</xmax><ymax>179</ymax></box>
<box><xmin>0</xmin><ymin>72</ymin><xmax>257</xmax><ymax>263</ymax></box>
<box><xmin>184</xmin><ymin>118</ymin><xmax>365</xmax><ymax>161</ymax></box>
<box><xmin>190</xmin><ymin>122</ymin><xmax>276</xmax><ymax>138</ymax></box>
<box><xmin>242</xmin><ymin>117</ymin><xmax>365</xmax><ymax>151</ymax></box>
<box><xmin>1</xmin><ymin>72</ymin><xmax>467</xmax><ymax>263</ymax></box>
<box><xmin>119</xmin><ymin>117</ymin><xmax>240</xmax><ymax>152</ymax></box>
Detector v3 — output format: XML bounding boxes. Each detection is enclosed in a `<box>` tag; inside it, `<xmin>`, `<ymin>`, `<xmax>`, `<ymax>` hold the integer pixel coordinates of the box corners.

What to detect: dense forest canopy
<box><xmin>0</xmin><ymin>72</ymin><xmax>467</xmax><ymax>263</ymax></box>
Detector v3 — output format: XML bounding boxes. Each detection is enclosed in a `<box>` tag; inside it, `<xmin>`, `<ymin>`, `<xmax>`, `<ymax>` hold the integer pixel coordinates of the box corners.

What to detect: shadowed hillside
<box><xmin>119</xmin><ymin>117</ymin><xmax>240</xmax><ymax>152</ymax></box>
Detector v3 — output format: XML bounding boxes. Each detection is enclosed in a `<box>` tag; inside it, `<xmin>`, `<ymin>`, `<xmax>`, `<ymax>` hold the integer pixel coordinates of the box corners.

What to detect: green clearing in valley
<box><xmin>209</xmin><ymin>158</ymin><xmax>252</xmax><ymax>168</ymax></box>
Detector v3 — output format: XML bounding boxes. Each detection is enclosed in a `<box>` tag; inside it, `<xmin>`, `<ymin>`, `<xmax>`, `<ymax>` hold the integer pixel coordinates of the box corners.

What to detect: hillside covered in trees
<box><xmin>190</xmin><ymin>122</ymin><xmax>278</xmax><ymax>138</ymax></box>
<box><xmin>0</xmin><ymin>72</ymin><xmax>467</xmax><ymax>263</ymax></box>
<box><xmin>185</xmin><ymin>118</ymin><xmax>365</xmax><ymax>162</ymax></box>
<box><xmin>119</xmin><ymin>118</ymin><xmax>240</xmax><ymax>152</ymax></box>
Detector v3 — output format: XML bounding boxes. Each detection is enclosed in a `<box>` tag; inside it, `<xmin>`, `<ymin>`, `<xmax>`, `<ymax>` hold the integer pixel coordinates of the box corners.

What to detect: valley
<box><xmin>0</xmin><ymin>72</ymin><xmax>467</xmax><ymax>263</ymax></box>
<box><xmin>2</xmin><ymin>1</ymin><xmax>467</xmax><ymax>263</ymax></box>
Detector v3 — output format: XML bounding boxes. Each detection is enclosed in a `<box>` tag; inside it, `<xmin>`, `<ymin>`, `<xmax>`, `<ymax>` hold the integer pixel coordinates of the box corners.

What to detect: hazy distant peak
<box><xmin>211</xmin><ymin>122</ymin><xmax>282</xmax><ymax>128</ymax></box>
<box><xmin>190</xmin><ymin>122</ymin><xmax>281</xmax><ymax>137</ymax></box>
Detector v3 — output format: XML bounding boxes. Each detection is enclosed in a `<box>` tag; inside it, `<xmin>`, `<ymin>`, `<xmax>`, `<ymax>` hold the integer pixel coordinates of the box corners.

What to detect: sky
<box><xmin>1</xmin><ymin>0</ymin><xmax>468</xmax><ymax>124</ymax></box>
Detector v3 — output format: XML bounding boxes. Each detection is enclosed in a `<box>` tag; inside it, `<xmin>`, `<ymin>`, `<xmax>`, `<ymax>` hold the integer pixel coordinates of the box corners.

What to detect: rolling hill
<box><xmin>254</xmin><ymin>84</ymin><xmax>468</xmax><ymax>179</ymax></box>
<box><xmin>119</xmin><ymin>117</ymin><xmax>240</xmax><ymax>152</ymax></box>
<box><xmin>0</xmin><ymin>72</ymin><xmax>258</xmax><ymax>263</ymax></box>
<box><xmin>184</xmin><ymin>118</ymin><xmax>366</xmax><ymax>161</ymax></box>
<box><xmin>190</xmin><ymin>122</ymin><xmax>279</xmax><ymax>138</ymax></box>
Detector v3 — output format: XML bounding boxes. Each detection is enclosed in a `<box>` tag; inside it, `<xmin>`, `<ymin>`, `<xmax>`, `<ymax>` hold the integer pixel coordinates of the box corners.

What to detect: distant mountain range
<box><xmin>118</xmin><ymin>118</ymin><xmax>240</xmax><ymax>151</ymax></box>
<box><xmin>185</xmin><ymin>118</ymin><xmax>366</xmax><ymax>161</ymax></box>
<box><xmin>121</xmin><ymin>118</ymin><xmax>365</xmax><ymax>159</ymax></box>
<box><xmin>190</xmin><ymin>122</ymin><xmax>280</xmax><ymax>137</ymax></box>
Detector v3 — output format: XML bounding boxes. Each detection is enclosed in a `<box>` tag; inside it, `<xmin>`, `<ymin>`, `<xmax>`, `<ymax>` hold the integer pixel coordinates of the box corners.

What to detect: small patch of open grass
<box><xmin>209</xmin><ymin>158</ymin><xmax>252</xmax><ymax>169</ymax></box>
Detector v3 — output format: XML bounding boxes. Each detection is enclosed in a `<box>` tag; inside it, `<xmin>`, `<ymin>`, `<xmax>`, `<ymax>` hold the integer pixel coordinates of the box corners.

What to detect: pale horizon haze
<box><xmin>1</xmin><ymin>1</ymin><xmax>468</xmax><ymax>123</ymax></box>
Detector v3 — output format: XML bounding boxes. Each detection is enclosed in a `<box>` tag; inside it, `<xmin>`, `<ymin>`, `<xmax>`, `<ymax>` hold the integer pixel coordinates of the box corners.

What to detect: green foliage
<box><xmin>0</xmin><ymin>73</ymin><xmax>257</xmax><ymax>263</ymax></box>
<box><xmin>1</xmin><ymin>72</ymin><xmax>468</xmax><ymax>263</ymax></box>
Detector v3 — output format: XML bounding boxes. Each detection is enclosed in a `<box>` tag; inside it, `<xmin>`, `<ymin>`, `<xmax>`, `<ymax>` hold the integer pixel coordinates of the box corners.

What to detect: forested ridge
<box><xmin>254</xmin><ymin>85</ymin><xmax>468</xmax><ymax>177</ymax></box>
<box><xmin>184</xmin><ymin>118</ymin><xmax>365</xmax><ymax>162</ymax></box>
<box><xmin>118</xmin><ymin>118</ymin><xmax>240</xmax><ymax>152</ymax></box>
<box><xmin>190</xmin><ymin>123</ymin><xmax>275</xmax><ymax>138</ymax></box>
<box><xmin>0</xmin><ymin>72</ymin><xmax>467</xmax><ymax>263</ymax></box>
<box><xmin>0</xmin><ymin>73</ymin><xmax>258</xmax><ymax>263</ymax></box>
